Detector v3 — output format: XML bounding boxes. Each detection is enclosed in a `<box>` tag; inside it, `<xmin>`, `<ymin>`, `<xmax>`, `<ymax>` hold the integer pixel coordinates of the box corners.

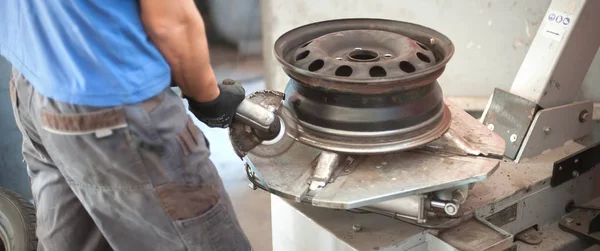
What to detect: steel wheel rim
<box><xmin>274</xmin><ymin>19</ymin><xmax>454</xmax><ymax>153</ymax></box>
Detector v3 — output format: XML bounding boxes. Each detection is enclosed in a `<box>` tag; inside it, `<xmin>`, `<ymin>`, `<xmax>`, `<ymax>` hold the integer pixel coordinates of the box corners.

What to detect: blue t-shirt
<box><xmin>0</xmin><ymin>1</ymin><xmax>171</xmax><ymax>107</ymax></box>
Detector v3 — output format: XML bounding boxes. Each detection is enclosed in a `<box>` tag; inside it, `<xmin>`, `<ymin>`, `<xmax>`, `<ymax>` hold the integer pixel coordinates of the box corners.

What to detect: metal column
<box><xmin>482</xmin><ymin>0</ymin><xmax>600</xmax><ymax>161</ymax></box>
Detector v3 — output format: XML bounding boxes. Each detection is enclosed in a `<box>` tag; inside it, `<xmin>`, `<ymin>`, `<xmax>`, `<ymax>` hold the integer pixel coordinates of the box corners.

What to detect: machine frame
<box><xmin>269</xmin><ymin>0</ymin><xmax>600</xmax><ymax>250</ymax></box>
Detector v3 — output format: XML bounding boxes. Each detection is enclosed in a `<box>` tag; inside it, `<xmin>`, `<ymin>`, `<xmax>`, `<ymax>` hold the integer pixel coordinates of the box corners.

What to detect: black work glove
<box><xmin>187</xmin><ymin>79</ymin><xmax>245</xmax><ymax>128</ymax></box>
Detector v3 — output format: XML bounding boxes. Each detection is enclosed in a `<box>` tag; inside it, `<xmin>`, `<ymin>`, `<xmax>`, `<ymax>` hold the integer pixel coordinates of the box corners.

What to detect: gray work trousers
<box><xmin>9</xmin><ymin>69</ymin><xmax>251</xmax><ymax>251</ymax></box>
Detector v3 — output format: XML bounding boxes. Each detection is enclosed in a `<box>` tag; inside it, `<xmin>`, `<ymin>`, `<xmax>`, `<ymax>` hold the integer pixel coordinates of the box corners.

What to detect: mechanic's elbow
<box><xmin>142</xmin><ymin>15</ymin><xmax>203</xmax><ymax>41</ymax></box>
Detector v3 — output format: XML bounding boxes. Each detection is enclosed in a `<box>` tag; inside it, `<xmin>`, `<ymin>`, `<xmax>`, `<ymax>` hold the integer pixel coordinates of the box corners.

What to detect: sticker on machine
<box><xmin>542</xmin><ymin>24</ymin><xmax>566</xmax><ymax>42</ymax></box>
<box><xmin>542</xmin><ymin>9</ymin><xmax>573</xmax><ymax>42</ymax></box>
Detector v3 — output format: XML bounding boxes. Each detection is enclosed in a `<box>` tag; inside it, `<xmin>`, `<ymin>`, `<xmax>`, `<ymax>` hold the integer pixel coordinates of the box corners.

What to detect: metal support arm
<box><xmin>483</xmin><ymin>0</ymin><xmax>600</xmax><ymax>161</ymax></box>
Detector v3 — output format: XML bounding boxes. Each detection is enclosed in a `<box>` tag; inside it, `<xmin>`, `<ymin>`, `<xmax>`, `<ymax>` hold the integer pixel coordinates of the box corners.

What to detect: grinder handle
<box><xmin>235</xmin><ymin>99</ymin><xmax>280</xmax><ymax>137</ymax></box>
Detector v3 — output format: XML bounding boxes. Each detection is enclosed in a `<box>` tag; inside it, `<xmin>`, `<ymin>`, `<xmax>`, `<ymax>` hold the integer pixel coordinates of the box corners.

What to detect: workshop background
<box><xmin>0</xmin><ymin>0</ymin><xmax>598</xmax><ymax>250</ymax></box>
<box><xmin>261</xmin><ymin>0</ymin><xmax>600</xmax><ymax>104</ymax></box>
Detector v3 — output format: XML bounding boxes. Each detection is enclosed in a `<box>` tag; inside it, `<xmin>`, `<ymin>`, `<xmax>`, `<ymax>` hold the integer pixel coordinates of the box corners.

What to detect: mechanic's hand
<box><xmin>187</xmin><ymin>79</ymin><xmax>245</xmax><ymax>128</ymax></box>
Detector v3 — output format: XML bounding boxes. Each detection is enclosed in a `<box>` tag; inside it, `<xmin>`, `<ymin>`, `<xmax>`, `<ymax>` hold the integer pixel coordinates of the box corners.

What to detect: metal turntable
<box><xmin>230</xmin><ymin>19</ymin><xmax>505</xmax><ymax>224</ymax></box>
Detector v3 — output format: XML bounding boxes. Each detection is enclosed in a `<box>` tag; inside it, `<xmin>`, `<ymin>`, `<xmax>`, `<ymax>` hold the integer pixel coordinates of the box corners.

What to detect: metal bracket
<box><xmin>517</xmin><ymin>101</ymin><xmax>593</xmax><ymax>161</ymax></box>
<box><xmin>363</xmin><ymin>195</ymin><xmax>427</xmax><ymax>223</ymax></box>
<box><xmin>515</xmin><ymin>227</ymin><xmax>543</xmax><ymax>245</ymax></box>
<box><xmin>481</xmin><ymin>88</ymin><xmax>539</xmax><ymax>160</ymax></box>
<box><xmin>551</xmin><ymin>141</ymin><xmax>600</xmax><ymax>187</ymax></box>
<box><xmin>244</xmin><ymin>158</ymin><xmax>271</xmax><ymax>192</ymax></box>
<box><xmin>308</xmin><ymin>151</ymin><xmax>341</xmax><ymax>191</ymax></box>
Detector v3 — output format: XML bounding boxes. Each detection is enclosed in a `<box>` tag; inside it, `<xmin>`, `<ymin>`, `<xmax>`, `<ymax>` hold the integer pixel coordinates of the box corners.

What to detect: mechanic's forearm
<box><xmin>140</xmin><ymin>0</ymin><xmax>219</xmax><ymax>102</ymax></box>
<box><xmin>151</xmin><ymin>23</ymin><xmax>219</xmax><ymax>102</ymax></box>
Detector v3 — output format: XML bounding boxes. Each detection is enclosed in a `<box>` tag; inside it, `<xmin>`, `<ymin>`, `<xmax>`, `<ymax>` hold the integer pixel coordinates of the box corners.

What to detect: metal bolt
<box><xmin>544</xmin><ymin>127</ymin><xmax>551</xmax><ymax>134</ymax></box>
<box><xmin>579</xmin><ymin>110</ymin><xmax>589</xmax><ymax>123</ymax></box>
<box><xmin>565</xmin><ymin>217</ymin><xmax>574</xmax><ymax>224</ymax></box>
<box><xmin>430</xmin><ymin>38</ymin><xmax>437</xmax><ymax>45</ymax></box>
<box><xmin>487</xmin><ymin>124</ymin><xmax>495</xmax><ymax>131</ymax></box>
<box><xmin>510</xmin><ymin>134</ymin><xmax>518</xmax><ymax>143</ymax></box>
<box><xmin>574</xmin><ymin>159</ymin><xmax>579</xmax><ymax>163</ymax></box>
<box><xmin>444</xmin><ymin>203</ymin><xmax>459</xmax><ymax>216</ymax></box>
<box><xmin>335</xmin><ymin>57</ymin><xmax>343</xmax><ymax>60</ymax></box>
<box><xmin>572</xmin><ymin>170</ymin><xmax>579</xmax><ymax>177</ymax></box>
<box><xmin>559</xmin><ymin>166</ymin><xmax>563</xmax><ymax>171</ymax></box>
<box><xmin>352</xmin><ymin>224</ymin><xmax>363</xmax><ymax>232</ymax></box>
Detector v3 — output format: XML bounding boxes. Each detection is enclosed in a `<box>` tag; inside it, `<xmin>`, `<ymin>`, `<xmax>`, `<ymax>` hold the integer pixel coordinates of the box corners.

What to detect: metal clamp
<box><xmin>551</xmin><ymin>141</ymin><xmax>600</xmax><ymax>187</ymax></box>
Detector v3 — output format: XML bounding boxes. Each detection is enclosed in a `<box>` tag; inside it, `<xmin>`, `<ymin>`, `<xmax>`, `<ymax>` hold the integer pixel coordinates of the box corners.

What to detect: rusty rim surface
<box><xmin>292</xmin><ymin>30</ymin><xmax>436</xmax><ymax>82</ymax></box>
<box><xmin>275</xmin><ymin>18</ymin><xmax>454</xmax><ymax>94</ymax></box>
<box><xmin>273</xmin><ymin>19</ymin><xmax>454</xmax><ymax>153</ymax></box>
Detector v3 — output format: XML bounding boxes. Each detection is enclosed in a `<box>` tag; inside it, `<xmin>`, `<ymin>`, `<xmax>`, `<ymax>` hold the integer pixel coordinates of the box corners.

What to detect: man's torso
<box><xmin>0</xmin><ymin>0</ymin><xmax>171</xmax><ymax>106</ymax></box>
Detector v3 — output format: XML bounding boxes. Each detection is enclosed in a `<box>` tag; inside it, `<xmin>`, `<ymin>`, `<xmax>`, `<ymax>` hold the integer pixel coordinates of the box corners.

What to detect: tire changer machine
<box><xmin>230</xmin><ymin>0</ymin><xmax>600</xmax><ymax>249</ymax></box>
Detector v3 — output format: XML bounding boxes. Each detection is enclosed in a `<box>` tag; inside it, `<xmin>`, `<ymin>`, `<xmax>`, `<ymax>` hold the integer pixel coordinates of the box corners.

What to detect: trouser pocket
<box><xmin>155</xmin><ymin>183</ymin><xmax>251</xmax><ymax>251</ymax></box>
<box><xmin>176</xmin><ymin>200</ymin><xmax>249</xmax><ymax>251</ymax></box>
<box><xmin>39</xmin><ymin>106</ymin><xmax>152</xmax><ymax>188</ymax></box>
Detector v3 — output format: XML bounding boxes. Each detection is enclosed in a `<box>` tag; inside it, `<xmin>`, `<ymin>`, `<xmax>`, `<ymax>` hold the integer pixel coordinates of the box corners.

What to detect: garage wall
<box><xmin>260</xmin><ymin>0</ymin><xmax>599</xmax><ymax>101</ymax></box>
<box><xmin>0</xmin><ymin>57</ymin><xmax>31</xmax><ymax>198</ymax></box>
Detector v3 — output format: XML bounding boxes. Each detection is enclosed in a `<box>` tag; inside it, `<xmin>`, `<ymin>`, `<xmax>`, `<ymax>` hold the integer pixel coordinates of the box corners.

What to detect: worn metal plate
<box><xmin>439</xmin><ymin>218</ymin><xmax>513</xmax><ymax>251</ymax></box>
<box><xmin>310</xmin><ymin>153</ymin><xmax>499</xmax><ymax>209</ymax></box>
<box><xmin>481</xmin><ymin>88</ymin><xmax>540</xmax><ymax>160</ymax></box>
<box><xmin>428</xmin><ymin>100</ymin><xmax>505</xmax><ymax>158</ymax></box>
<box><xmin>514</xmin><ymin>227</ymin><xmax>543</xmax><ymax>245</ymax></box>
<box><xmin>559</xmin><ymin>196</ymin><xmax>600</xmax><ymax>242</ymax></box>
<box><xmin>517</xmin><ymin>101</ymin><xmax>593</xmax><ymax>161</ymax></box>
<box><xmin>247</xmin><ymin>142</ymin><xmax>319</xmax><ymax>201</ymax></box>
<box><xmin>552</xmin><ymin>141</ymin><xmax>600</xmax><ymax>187</ymax></box>
<box><xmin>486</xmin><ymin>203</ymin><xmax>518</xmax><ymax>228</ymax></box>
<box><xmin>247</xmin><ymin>99</ymin><xmax>505</xmax><ymax>209</ymax></box>
<box><xmin>270</xmin><ymin>142</ymin><xmax>596</xmax><ymax>251</ymax></box>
